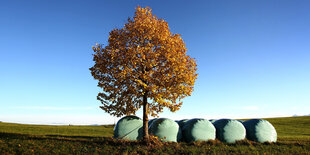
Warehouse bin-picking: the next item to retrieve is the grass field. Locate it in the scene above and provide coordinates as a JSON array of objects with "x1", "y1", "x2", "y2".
[{"x1": 0, "y1": 116, "x2": 309, "y2": 154}]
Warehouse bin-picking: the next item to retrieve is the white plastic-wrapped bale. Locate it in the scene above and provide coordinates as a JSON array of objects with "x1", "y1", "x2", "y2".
[
  {"x1": 149, "y1": 118, "x2": 182, "y2": 142},
  {"x1": 213, "y1": 119, "x2": 246, "y2": 143},
  {"x1": 243, "y1": 119, "x2": 277, "y2": 143},
  {"x1": 177, "y1": 119, "x2": 188, "y2": 129},
  {"x1": 114, "y1": 115, "x2": 143, "y2": 140},
  {"x1": 182, "y1": 118, "x2": 216, "y2": 142}
]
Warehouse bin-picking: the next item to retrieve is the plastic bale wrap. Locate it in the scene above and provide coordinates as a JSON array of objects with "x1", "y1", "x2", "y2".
[
  {"x1": 243, "y1": 119, "x2": 277, "y2": 143},
  {"x1": 209, "y1": 119, "x2": 217, "y2": 124},
  {"x1": 149, "y1": 118, "x2": 182, "y2": 142},
  {"x1": 237, "y1": 120, "x2": 244, "y2": 123},
  {"x1": 114, "y1": 115, "x2": 143, "y2": 140},
  {"x1": 148, "y1": 118, "x2": 157, "y2": 127},
  {"x1": 177, "y1": 119, "x2": 189, "y2": 129},
  {"x1": 182, "y1": 118, "x2": 216, "y2": 142},
  {"x1": 213, "y1": 119, "x2": 246, "y2": 143}
]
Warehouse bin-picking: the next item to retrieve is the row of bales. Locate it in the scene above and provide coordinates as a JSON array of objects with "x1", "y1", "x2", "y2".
[{"x1": 114, "y1": 116, "x2": 277, "y2": 143}]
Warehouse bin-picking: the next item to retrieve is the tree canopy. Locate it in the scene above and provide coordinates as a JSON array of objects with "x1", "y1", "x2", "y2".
[{"x1": 90, "y1": 6, "x2": 197, "y2": 140}]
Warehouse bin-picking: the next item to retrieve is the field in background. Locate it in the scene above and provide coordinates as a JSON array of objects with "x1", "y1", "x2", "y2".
[
  {"x1": 242, "y1": 116, "x2": 310, "y2": 144},
  {"x1": 0, "y1": 122, "x2": 114, "y2": 137},
  {"x1": 0, "y1": 116, "x2": 309, "y2": 154}
]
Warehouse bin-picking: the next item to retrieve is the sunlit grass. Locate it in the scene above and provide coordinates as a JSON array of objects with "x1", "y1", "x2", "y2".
[
  {"x1": 0, "y1": 122, "x2": 114, "y2": 137},
  {"x1": 0, "y1": 116, "x2": 309, "y2": 154}
]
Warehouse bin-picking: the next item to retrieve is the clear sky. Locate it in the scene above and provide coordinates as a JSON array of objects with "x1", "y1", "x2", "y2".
[{"x1": 0, "y1": 0, "x2": 309, "y2": 125}]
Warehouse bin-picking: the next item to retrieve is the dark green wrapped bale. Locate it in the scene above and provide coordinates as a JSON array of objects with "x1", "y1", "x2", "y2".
[
  {"x1": 182, "y1": 118, "x2": 216, "y2": 142},
  {"x1": 177, "y1": 119, "x2": 189, "y2": 129},
  {"x1": 148, "y1": 118, "x2": 157, "y2": 127},
  {"x1": 237, "y1": 120, "x2": 244, "y2": 123},
  {"x1": 209, "y1": 119, "x2": 217, "y2": 124},
  {"x1": 213, "y1": 119, "x2": 246, "y2": 143},
  {"x1": 175, "y1": 119, "x2": 188, "y2": 142},
  {"x1": 149, "y1": 118, "x2": 182, "y2": 142},
  {"x1": 114, "y1": 115, "x2": 143, "y2": 140},
  {"x1": 243, "y1": 119, "x2": 277, "y2": 143}
]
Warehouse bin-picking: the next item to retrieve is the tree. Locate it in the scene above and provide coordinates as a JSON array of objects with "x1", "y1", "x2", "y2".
[{"x1": 90, "y1": 6, "x2": 197, "y2": 141}]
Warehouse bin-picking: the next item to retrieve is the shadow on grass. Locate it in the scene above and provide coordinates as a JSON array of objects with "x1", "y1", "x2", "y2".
[
  {"x1": 0, "y1": 132, "x2": 146, "y2": 147},
  {"x1": 45, "y1": 134, "x2": 101, "y2": 139},
  {"x1": 0, "y1": 132, "x2": 30, "y2": 139},
  {"x1": 0, "y1": 132, "x2": 107, "y2": 143},
  {"x1": 0, "y1": 132, "x2": 307, "y2": 148}
]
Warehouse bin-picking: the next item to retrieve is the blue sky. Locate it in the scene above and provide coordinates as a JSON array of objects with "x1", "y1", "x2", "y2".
[{"x1": 0, "y1": 0, "x2": 309, "y2": 125}]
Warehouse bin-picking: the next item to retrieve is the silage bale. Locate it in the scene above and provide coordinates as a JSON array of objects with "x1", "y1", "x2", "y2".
[
  {"x1": 243, "y1": 119, "x2": 277, "y2": 143},
  {"x1": 237, "y1": 120, "x2": 244, "y2": 123},
  {"x1": 182, "y1": 118, "x2": 216, "y2": 142},
  {"x1": 213, "y1": 119, "x2": 246, "y2": 143},
  {"x1": 114, "y1": 115, "x2": 143, "y2": 140},
  {"x1": 148, "y1": 118, "x2": 157, "y2": 127},
  {"x1": 177, "y1": 119, "x2": 189, "y2": 129},
  {"x1": 209, "y1": 119, "x2": 217, "y2": 124},
  {"x1": 149, "y1": 118, "x2": 182, "y2": 142}
]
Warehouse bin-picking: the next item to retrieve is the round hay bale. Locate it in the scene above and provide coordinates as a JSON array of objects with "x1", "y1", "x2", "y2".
[
  {"x1": 182, "y1": 118, "x2": 216, "y2": 142},
  {"x1": 237, "y1": 120, "x2": 244, "y2": 123},
  {"x1": 213, "y1": 119, "x2": 246, "y2": 143},
  {"x1": 148, "y1": 118, "x2": 157, "y2": 127},
  {"x1": 243, "y1": 119, "x2": 277, "y2": 143},
  {"x1": 177, "y1": 119, "x2": 189, "y2": 129},
  {"x1": 114, "y1": 115, "x2": 143, "y2": 140},
  {"x1": 209, "y1": 119, "x2": 217, "y2": 124},
  {"x1": 149, "y1": 118, "x2": 181, "y2": 142}
]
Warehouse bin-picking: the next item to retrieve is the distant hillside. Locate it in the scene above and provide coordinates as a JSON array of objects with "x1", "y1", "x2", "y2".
[
  {"x1": 0, "y1": 122, "x2": 114, "y2": 137},
  {"x1": 0, "y1": 116, "x2": 309, "y2": 140}
]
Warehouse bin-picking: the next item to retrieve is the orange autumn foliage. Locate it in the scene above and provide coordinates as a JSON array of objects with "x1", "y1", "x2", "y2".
[{"x1": 90, "y1": 6, "x2": 197, "y2": 117}]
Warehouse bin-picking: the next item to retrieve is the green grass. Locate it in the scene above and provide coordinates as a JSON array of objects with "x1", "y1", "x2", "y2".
[
  {"x1": 265, "y1": 116, "x2": 310, "y2": 137},
  {"x1": 243, "y1": 116, "x2": 310, "y2": 144},
  {"x1": 0, "y1": 116, "x2": 309, "y2": 154},
  {"x1": 0, "y1": 122, "x2": 114, "y2": 137}
]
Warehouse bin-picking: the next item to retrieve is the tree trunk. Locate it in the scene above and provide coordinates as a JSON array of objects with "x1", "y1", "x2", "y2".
[{"x1": 142, "y1": 91, "x2": 149, "y2": 142}]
